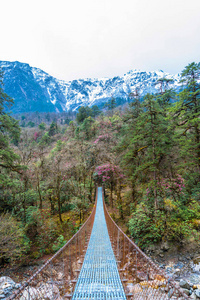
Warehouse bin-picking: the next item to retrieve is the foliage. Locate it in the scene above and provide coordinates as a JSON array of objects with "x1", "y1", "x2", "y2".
[
  {"x1": 0, "y1": 69, "x2": 21, "y2": 171},
  {"x1": 171, "y1": 62, "x2": 200, "y2": 182},
  {"x1": 129, "y1": 200, "x2": 200, "y2": 248},
  {"x1": 104, "y1": 97, "x2": 116, "y2": 110},
  {"x1": 52, "y1": 235, "x2": 66, "y2": 252},
  {"x1": 27, "y1": 121, "x2": 35, "y2": 127},
  {"x1": 0, "y1": 213, "x2": 29, "y2": 263},
  {"x1": 49, "y1": 121, "x2": 58, "y2": 136},
  {"x1": 79, "y1": 116, "x2": 95, "y2": 140},
  {"x1": 39, "y1": 132, "x2": 50, "y2": 145},
  {"x1": 76, "y1": 105, "x2": 101, "y2": 124},
  {"x1": 25, "y1": 206, "x2": 58, "y2": 255},
  {"x1": 128, "y1": 203, "x2": 163, "y2": 247},
  {"x1": 1, "y1": 61, "x2": 200, "y2": 265},
  {"x1": 38, "y1": 122, "x2": 46, "y2": 130}
]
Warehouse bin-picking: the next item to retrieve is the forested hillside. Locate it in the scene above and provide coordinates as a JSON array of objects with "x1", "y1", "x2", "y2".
[{"x1": 0, "y1": 62, "x2": 200, "y2": 267}]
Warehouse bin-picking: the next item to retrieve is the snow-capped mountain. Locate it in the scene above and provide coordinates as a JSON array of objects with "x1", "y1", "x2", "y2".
[{"x1": 0, "y1": 61, "x2": 181, "y2": 114}]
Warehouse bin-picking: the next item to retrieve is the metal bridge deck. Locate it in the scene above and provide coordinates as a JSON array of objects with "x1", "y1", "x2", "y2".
[{"x1": 72, "y1": 187, "x2": 126, "y2": 300}]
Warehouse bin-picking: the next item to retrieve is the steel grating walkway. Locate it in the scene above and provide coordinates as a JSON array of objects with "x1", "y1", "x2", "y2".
[{"x1": 72, "y1": 187, "x2": 126, "y2": 300}]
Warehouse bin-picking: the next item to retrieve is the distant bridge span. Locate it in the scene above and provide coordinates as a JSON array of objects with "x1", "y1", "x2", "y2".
[{"x1": 8, "y1": 187, "x2": 189, "y2": 299}]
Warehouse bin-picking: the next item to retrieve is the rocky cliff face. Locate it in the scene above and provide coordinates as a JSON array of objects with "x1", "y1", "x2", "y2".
[{"x1": 0, "y1": 61, "x2": 181, "y2": 114}]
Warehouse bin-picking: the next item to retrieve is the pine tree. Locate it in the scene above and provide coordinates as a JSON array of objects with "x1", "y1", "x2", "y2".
[
  {"x1": 172, "y1": 62, "x2": 200, "y2": 181},
  {"x1": 76, "y1": 106, "x2": 92, "y2": 124},
  {"x1": 0, "y1": 69, "x2": 21, "y2": 172},
  {"x1": 155, "y1": 77, "x2": 174, "y2": 94},
  {"x1": 108, "y1": 97, "x2": 116, "y2": 110},
  {"x1": 48, "y1": 121, "x2": 58, "y2": 136},
  {"x1": 104, "y1": 97, "x2": 116, "y2": 111},
  {"x1": 120, "y1": 93, "x2": 174, "y2": 210},
  {"x1": 91, "y1": 105, "x2": 101, "y2": 117},
  {"x1": 119, "y1": 95, "x2": 142, "y2": 203}
]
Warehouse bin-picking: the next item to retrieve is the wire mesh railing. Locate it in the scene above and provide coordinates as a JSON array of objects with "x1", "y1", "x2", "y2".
[
  {"x1": 72, "y1": 186, "x2": 127, "y2": 299},
  {"x1": 103, "y1": 188, "x2": 191, "y2": 300},
  {"x1": 7, "y1": 186, "x2": 192, "y2": 299},
  {"x1": 7, "y1": 192, "x2": 97, "y2": 300}
]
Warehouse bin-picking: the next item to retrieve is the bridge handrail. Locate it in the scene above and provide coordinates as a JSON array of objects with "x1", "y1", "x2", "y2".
[
  {"x1": 8, "y1": 189, "x2": 97, "y2": 300},
  {"x1": 102, "y1": 188, "x2": 191, "y2": 299}
]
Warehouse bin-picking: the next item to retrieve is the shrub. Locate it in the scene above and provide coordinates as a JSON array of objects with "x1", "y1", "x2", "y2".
[
  {"x1": 128, "y1": 203, "x2": 164, "y2": 248},
  {"x1": 129, "y1": 200, "x2": 200, "y2": 247},
  {"x1": 166, "y1": 221, "x2": 195, "y2": 242},
  {"x1": 25, "y1": 206, "x2": 58, "y2": 255},
  {"x1": 0, "y1": 213, "x2": 29, "y2": 263},
  {"x1": 52, "y1": 235, "x2": 66, "y2": 252}
]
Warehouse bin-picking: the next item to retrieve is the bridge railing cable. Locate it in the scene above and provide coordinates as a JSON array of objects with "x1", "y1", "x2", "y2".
[
  {"x1": 102, "y1": 188, "x2": 191, "y2": 299},
  {"x1": 7, "y1": 190, "x2": 97, "y2": 300}
]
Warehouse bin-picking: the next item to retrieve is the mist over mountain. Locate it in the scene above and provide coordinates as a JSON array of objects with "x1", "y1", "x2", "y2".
[{"x1": 0, "y1": 61, "x2": 181, "y2": 114}]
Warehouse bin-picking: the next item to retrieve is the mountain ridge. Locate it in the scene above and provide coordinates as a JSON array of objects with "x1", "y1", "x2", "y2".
[{"x1": 0, "y1": 60, "x2": 181, "y2": 114}]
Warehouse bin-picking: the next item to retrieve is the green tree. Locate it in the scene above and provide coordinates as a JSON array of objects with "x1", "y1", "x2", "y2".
[
  {"x1": 171, "y1": 62, "x2": 200, "y2": 181},
  {"x1": 118, "y1": 96, "x2": 142, "y2": 203},
  {"x1": 80, "y1": 116, "x2": 95, "y2": 140},
  {"x1": 104, "y1": 97, "x2": 116, "y2": 111},
  {"x1": 120, "y1": 94, "x2": 174, "y2": 210},
  {"x1": 27, "y1": 121, "x2": 35, "y2": 127},
  {"x1": 0, "y1": 213, "x2": 29, "y2": 263},
  {"x1": 38, "y1": 122, "x2": 46, "y2": 130},
  {"x1": 91, "y1": 105, "x2": 101, "y2": 117},
  {"x1": 155, "y1": 77, "x2": 174, "y2": 94},
  {"x1": 76, "y1": 106, "x2": 92, "y2": 124},
  {"x1": 64, "y1": 116, "x2": 71, "y2": 124},
  {"x1": 39, "y1": 132, "x2": 50, "y2": 145},
  {"x1": 48, "y1": 121, "x2": 58, "y2": 136},
  {"x1": 0, "y1": 69, "x2": 21, "y2": 172}
]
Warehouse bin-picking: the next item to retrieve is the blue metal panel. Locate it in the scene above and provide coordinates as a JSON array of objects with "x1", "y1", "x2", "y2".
[{"x1": 72, "y1": 187, "x2": 126, "y2": 299}]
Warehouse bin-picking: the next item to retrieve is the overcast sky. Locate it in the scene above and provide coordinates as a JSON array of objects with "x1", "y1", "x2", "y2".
[{"x1": 1, "y1": 0, "x2": 200, "y2": 81}]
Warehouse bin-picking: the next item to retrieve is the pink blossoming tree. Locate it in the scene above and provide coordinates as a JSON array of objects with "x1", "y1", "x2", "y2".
[{"x1": 93, "y1": 163, "x2": 124, "y2": 208}]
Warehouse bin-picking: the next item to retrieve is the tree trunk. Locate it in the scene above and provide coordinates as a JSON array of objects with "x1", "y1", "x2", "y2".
[
  {"x1": 131, "y1": 181, "x2": 137, "y2": 205},
  {"x1": 23, "y1": 176, "x2": 28, "y2": 223},
  {"x1": 23, "y1": 194, "x2": 26, "y2": 224},
  {"x1": 194, "y1": 96, "x2": 200, "y2": 177},
  {"x1": 117, "y1": 183, "x2": 124, "y2": 219},
  {"x1": 57, "y1": 194, "x2": 63, "y2": 223},
  {"x1": 110, "y1": 182, "x2": 113, "y2": 208},
  {"x1": 89, "y1": 173, "x2": 93, "y2": 203},
  {"x1": 50, "y1": 196, "x2": 55, "y2": 214},
  {"x1": 150, "y1": 111, "x2": 158, "y2": 210},
  {"x1": 37, "y1": 179, "x2": 42, "y2": 209},
  {"x1": 195, "y1": 124, "x2": 200, "y2": 176}
]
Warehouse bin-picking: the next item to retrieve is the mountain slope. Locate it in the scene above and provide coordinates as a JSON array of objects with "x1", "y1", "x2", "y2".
[{"x1": 0, "y1": 61, "x2": 181, "y2": 114}]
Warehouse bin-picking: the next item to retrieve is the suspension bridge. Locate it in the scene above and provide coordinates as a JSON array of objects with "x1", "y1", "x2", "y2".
[{"x1": 8, "y1": 187, "x2": 190, "y2": 299}]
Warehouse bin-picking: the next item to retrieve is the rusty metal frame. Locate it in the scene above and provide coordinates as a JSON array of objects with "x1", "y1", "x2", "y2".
[
  {"x1": 72, "y1": 186, "x2": 126, "y2": 299},
  {"x1": 6, "y1": 185, "x2": 192, "y2": 300},
  {"x1": 102, "y1": 187, "x2": 191, "y2": 299},
  {"x1": 7, "y1": 188, "x2": 97, "y2": 300}
]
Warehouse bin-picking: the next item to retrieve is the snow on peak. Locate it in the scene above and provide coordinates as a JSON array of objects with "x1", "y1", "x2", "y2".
[{"x1": 0, "y1": 60, "x2": 181, "y2": 113}]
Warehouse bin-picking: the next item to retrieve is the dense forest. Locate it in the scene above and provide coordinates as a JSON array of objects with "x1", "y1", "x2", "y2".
[{"x1": 0, "y1": 62, "x2": 200, "y2": 267}]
